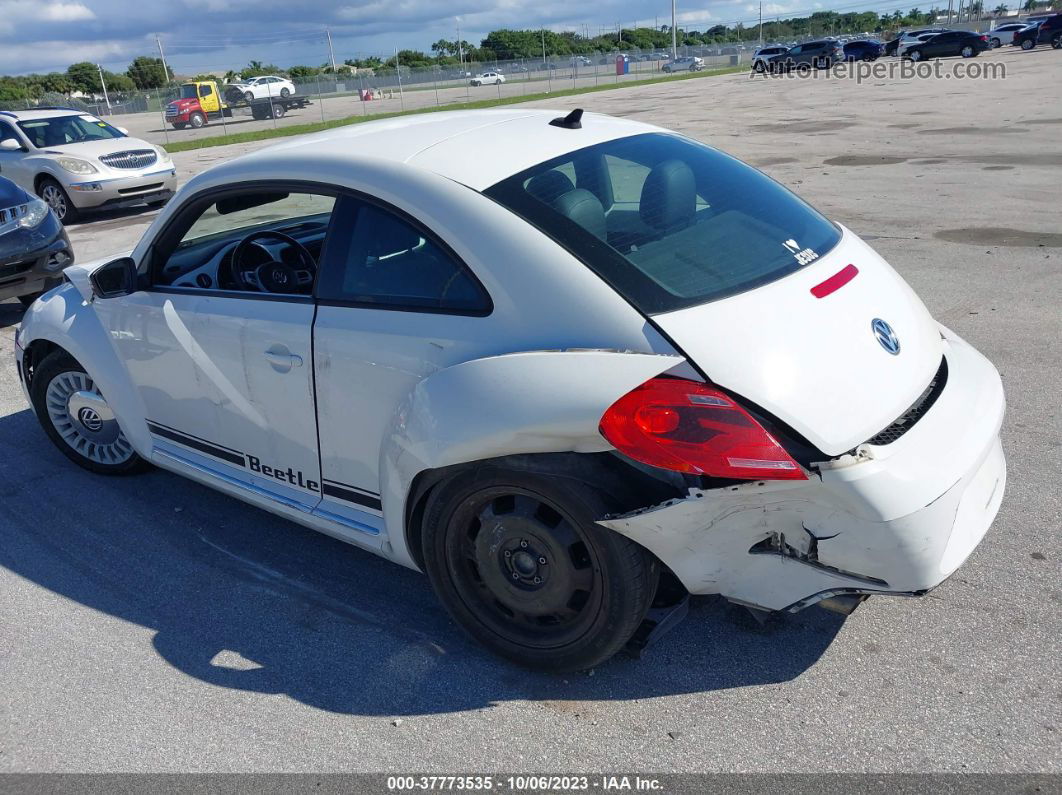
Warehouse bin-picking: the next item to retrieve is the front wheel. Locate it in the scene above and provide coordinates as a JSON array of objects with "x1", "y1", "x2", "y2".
[
  {"x1": 37, "y1": 177, "x2": 77, "y2": 224},
  {"x1": 421, "y1": 468, "x2": 658, "y2": 672},
  {"x1": 753, "y1": 60, "x2": 766, "y2": 73},
  {"x1": 1052, "y1": 33, "x2": 1062, "y2": 49},
  {"x1": 189, "y1": 112, "x2": 206, "y2": 128},
  {"x1": 1021, "y1": 38, "x2": 1035, "y2": 50},
  {"x1": 990, "y1": 37, "x2": 1001, "y2": 48},
  {"x1": 30, "y1": 351, "x2": 150, "y2": 475}
]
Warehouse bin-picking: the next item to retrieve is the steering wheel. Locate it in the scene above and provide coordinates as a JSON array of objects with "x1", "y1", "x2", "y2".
[{"x1": 230, "y1": 230, "x2": 316, "y2": 294}]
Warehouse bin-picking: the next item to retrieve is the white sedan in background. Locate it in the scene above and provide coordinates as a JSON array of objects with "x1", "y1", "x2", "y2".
[
  {"x1": 470, "y1": 71, "x2": 505, "y2": 86},
  {"x1": 228, "y1": 75, "x2": 296, "y2": 102},
  {"x1": 14, "y1": 109, "x2": 1006, "y2": 672},
  {"x1": 985, "y1": 22, "x2": 1032, "y2": 47}
]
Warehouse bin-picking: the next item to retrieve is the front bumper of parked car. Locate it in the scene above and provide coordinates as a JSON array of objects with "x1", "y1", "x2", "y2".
[
  {"x1": 0, "y1": 212, "x2": 71, "y2": 302},
  {"x1": 64, "y1": 166, "x2": 177, "y2": 211}
]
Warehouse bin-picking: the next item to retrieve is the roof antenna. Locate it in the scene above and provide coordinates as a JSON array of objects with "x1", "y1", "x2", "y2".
[{"x1": 549, "y1": 108, "x2": 583, "y2": 129}]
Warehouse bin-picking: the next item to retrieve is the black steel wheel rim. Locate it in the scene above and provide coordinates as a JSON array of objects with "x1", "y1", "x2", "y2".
[{"x1": 444, "y1": 488, "x2": 603, "y2": 650}]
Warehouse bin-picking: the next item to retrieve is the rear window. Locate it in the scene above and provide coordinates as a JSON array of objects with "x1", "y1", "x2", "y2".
[{"x1": 484, "y1": 132, "x2": 841, "y2": 314}]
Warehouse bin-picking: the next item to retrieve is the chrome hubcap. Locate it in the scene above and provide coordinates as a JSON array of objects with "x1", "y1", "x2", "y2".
[
  {"x1": 42, "y1": 185, "x2": 66, "y2": 218},
  {"x1": 46, "y1": 371, "x2": 134, "y2": 464}
]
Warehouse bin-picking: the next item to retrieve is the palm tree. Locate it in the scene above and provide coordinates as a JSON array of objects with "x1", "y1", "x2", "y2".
[
  {"x1": 993, "y1": 3, "x2": 1008, "y2": 14},
  {"x1": 1022, "y1": 0, "x2": 1036, "y2": 10}
]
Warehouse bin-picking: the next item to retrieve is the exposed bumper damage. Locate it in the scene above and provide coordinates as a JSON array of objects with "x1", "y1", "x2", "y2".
[{"x1": 599, "y1": 327, "x2": 1007, "y2": 614}]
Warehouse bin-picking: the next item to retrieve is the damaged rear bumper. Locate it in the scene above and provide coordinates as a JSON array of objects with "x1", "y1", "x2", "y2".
[{"x1": 599, "y1": 325, "x2": 1006, "y2": 613}]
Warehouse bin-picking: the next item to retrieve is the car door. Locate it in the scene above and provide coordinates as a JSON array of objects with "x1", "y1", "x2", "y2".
[
  {"x1": 0, "y1": 120, "x2": 34, "y2": 193},
  {"x1": 311, "y1": 194, "x2": 493, "y2": 532},
  {"x1": 101, "y1": 184, "x2": 335, "y2": 511},
  {"x1": 930, "y1": 32, "x2": 956, "y2": 56},
  {"x1": 197, "y1": 82, "x2": 218, "y2": 114}
]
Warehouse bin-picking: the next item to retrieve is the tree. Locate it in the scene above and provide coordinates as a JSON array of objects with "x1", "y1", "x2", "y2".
[
  {"x1": 287, "y1": 65, "x2": 320, "y2": 80},
  {"x1": 127, "y1": 56, "x2": 168, "y2": 89},
  {"x1": 993, "y1": 3, "x2": 1009, "y2": 14},
  {"x1": 239, "y1": 61, "x2": 283, "y2": 78},
  {"x1": 66, "y1": 62, "x2": 101, "y2": 94},
  {"x1": 104, "y1": 70, "x2": 135, "y2": 92},
  {"x1": 42, "y1": 72, "x2": 75, "y2": 95}
]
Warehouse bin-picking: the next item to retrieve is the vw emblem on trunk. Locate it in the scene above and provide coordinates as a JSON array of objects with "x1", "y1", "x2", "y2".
[{"x1": 871, "y1": 318, "x2": 900, "y2": 355}]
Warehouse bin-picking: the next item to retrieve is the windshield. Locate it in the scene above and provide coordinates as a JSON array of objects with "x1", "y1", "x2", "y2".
[
  {"x1": 485, "y1": 132, "x2": 842, "y2": 314},
  {"x1": 18, "y1": 115, "x2": 125, "y2": 148}
]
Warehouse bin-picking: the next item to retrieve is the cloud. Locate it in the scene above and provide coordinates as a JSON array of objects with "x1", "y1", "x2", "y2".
[{"x1": 0, "y1": 0, "x2": 883, "y2": 75}]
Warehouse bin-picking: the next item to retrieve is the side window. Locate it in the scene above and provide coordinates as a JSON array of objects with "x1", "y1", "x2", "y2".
[
  {"x1": 317, "y1": 198, "x2": 489, "y2": 314},
  {"x1": 200, "y1": 84, "x2": 213, "y2": 96},
  {"x1": 0, "y1": 120, "x2": 20, "y2": 145},
  {"x1": 154, "y1": 190, "x2": 335, "y2": 294},
  {"x1": 789, "y1": 45, "x2": 802, "y2": 55}
]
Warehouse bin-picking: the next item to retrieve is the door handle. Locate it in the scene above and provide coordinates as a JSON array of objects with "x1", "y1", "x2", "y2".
[{"x1": 263, "y1": 347, "x2": 303, "y2": 371}]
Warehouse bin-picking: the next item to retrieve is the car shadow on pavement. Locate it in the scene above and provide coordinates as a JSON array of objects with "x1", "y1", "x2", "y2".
[{"x1": 0, "y1": 407, "x2": 845, "y2": 716}]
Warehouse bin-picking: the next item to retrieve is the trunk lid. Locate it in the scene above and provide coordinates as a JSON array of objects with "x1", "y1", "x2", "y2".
[{"x1": 651, "y1": 227, "x2": 943, "y2": 456}]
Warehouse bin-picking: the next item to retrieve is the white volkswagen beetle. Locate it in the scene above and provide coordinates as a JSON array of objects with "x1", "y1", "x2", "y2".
[{"x1": 13, "y1": 109, "x2": 1006, "y2": 672}]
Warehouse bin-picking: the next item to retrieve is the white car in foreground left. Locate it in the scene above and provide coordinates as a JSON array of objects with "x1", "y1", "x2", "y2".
[{"x1": 14, "y1": 108, "x2": 1005, "y2": 672}]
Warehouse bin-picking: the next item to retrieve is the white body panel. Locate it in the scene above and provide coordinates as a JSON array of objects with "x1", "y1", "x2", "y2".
[
  {"x1": 102, "y1": 291, "x2": 322, "y2": 510},
  {"x1": 651, "y1": 226, "x2": 943, "y2": 456},
  {"x1": 14, "y1": 109, "x2": 1007, "y2": 618},
  {"x1": 601, "y1": 326, "x2": 1005, "y2": 609}
]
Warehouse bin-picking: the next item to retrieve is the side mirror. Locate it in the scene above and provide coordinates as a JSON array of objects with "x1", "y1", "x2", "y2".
[
  {"x1": 0, "y1": 138, "x2": 22, "y2": 151},
  {"x1": 90, "y1": 257, "x2": 139, "y2": 299},
  {"x1": 115, "y1": 126, "x2": 129, "y2": 135}
]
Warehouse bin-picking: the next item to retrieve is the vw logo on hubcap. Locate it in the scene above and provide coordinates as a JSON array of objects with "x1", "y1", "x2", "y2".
[
  {"x1": 871, "y1": 318, "x2": 901, "y2": 355},
  {"x1": 77, "y1": 406, "x2": 103, "y2": 432}
]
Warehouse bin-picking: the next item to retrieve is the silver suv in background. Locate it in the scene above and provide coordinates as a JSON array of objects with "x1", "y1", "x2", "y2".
[
  {"x1": 662, "y1": 56, "x2": 704, "y2": 72},
  {"x1": 0, "y1": 109, "x2": 177, "y2": 224}
]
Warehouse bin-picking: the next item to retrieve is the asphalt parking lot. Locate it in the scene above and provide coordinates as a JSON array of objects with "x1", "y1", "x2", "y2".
[{"x1": 1, "y1": 46, "x2": 1060, "y2": 773}]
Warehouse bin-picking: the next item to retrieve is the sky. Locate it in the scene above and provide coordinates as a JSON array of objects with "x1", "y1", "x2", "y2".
[{"x1": 0, "y1": 0, "x2": 976, "y2": 76}]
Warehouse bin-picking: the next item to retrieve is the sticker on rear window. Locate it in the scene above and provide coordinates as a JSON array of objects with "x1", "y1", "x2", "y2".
[{"x1": 783, "y1": 238, "x2": 819, "y2": 265}]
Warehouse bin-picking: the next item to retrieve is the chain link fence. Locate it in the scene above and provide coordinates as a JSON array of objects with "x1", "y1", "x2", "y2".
[{"x1": 0, "y1": 35, "x2": 894, "y2": 146}]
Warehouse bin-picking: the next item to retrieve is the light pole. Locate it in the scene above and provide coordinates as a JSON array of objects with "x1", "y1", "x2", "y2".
[
  {"x1": 671, "y1": 0, "x2": 678, "y2": 58},
  {"x1": 96, "y1": 63, "x2": 111, "y2": 112},
  {"x1": 456, "y1": 17, "x2": 464, "y2": 75}
]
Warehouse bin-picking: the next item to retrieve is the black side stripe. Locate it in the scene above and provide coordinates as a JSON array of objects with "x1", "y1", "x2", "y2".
[
  {"x1": 321, "y1": 478, "x2": 379, "y2": 497},
  {"x1": 321, "y1": 482, "x2": 382, "y2": 511},
  {"x1": 146, "y1": 419, "x2": 245, "y2": 455},
  {"x1": 147, "y1": 422, "x2": 247, "y2": 467}
]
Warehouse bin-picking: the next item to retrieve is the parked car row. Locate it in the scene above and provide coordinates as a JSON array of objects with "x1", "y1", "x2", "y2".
[{"x1": 879, "y1": 15, "x2": 1062, "y2": 58}]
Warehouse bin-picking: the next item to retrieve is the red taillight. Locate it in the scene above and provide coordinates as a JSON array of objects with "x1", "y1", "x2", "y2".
[
  {"x1": 599, "y1": 378, "x2": 807, "y2": 480},
  {"x1": 980, "y1": 35, "x2": 988, "y2": 41}
]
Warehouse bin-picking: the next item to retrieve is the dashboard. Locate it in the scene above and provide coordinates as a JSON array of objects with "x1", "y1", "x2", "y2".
[{"x1": 158, "y1": 218, "x2": 329, "y2": 294}]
